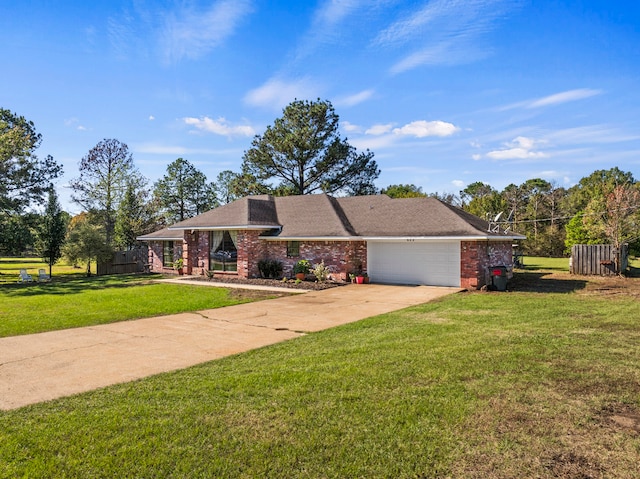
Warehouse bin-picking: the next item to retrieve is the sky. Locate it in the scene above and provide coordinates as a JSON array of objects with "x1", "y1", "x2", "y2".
[{"x1": 2, "y1": 0, "x2": 640, "y2": 213}]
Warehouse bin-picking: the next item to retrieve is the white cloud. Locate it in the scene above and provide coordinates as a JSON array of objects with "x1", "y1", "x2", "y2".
[
  {"x1": 366, "y1": 123, "x2": 394, "y2": 135},
  {"x1": 161, "y1": 0, "x2": 253, "y2": 64},
  {"x1": 149, "y1": 115, "x2": 155, "y2": 121},
  {"x1": 451, "y1": 179, "x2": 465, "y2": 188},
  {"x1": 545, "y1": 125, "x2": 640, "y2": 144},
  {"x1": 294, "y1": 0, "x2": 387, "y2": 60},
  {"x1": 334, "y1": 89, "x2": 375, "y2": 107},
  {"x1": 392, "y1": 120, "x2": 459, "y2": 138},
  {"x1": 485, "y1": 136, "x2": 547, "y2": 160},
  {"x1": 183, "y1": 116, "x2": 255, "y2": 137},
  {"x1": 349, "y1": 134, "x2": 398, "y2": 151},
  {"x1": 376, "y1": 0, "x2": 512, "y2": 73},
  {"x1": 135, "y1": 144, "x2": 190, "y2": 155},
  {"x1": 64, "y1": 117, "x2": 88, "y2": 131},
  {"x1": 499, "y1": 88, "x2": 603, "y2": 111},
  {"x1": 244, "y1": 77, "x2": 322, "y2": 110},
  {"x1": 527, "y1": 88, "x2": 602, "y2": 108},
  {"x1": 134, "y1": 143, "x2": 243, "y2": 156},
  {"x1": 342, "y1": 121, "x2": 362, "y2": 133}
]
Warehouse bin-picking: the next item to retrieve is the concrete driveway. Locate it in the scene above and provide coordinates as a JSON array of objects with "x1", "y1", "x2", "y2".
[{"x1": 0, "y1": 284, "x2": 460, "y2": 410}]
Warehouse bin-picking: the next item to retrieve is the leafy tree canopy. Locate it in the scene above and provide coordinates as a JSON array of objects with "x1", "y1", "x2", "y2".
[
  {"x1": 153, "y1": 158, "x2": 217, "y2": 223},
  {"x1": 115, "y1": 181, "x2": 159, "y2": 249},
  {"x1": 70, "y1": 139, "x2": 145, "y2": 246},
  {"x1": 241, "y1": 99, "x2": 379, "y2": 196},
  {"x1": 380, "y1": 184, "x2": 426, "y2": 198},
  {"x1": 37, "y1": 186, "x2": 67, "y2": 276},
  {"x1": 63, "y1": 212, "x2": 113, "y2": 276},
  {"x1": 567, "y1": 167, "x2": 635, "y2": 212},
  {"x1": 0, "y1": 108, "x2": 62, "y2": 213}
]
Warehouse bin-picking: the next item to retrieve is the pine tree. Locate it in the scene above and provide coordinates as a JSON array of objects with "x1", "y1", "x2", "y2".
[{"x1": 37, "y1": 186, "x2": 67, "y2": 277}]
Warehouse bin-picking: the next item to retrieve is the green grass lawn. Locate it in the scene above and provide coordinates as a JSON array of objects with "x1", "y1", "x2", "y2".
[
  {"x1": 0, "y1": 277, "x2": 265, "y2": 337},
  {"x1": 1, "y1": 277, "x2": 639, "y2": 477},
  {"x1": 0, "y1": 257, "x2": 281, "y2": 337},
  {"x1": 0, "y1": 257, "x2": 85, "y2": 284},
  {"x1": 521, "y1": 255, "x2": 570, "y2": 271},
  {"x1": 521, "y1": 255, "x2": 640, "y2": 275}
]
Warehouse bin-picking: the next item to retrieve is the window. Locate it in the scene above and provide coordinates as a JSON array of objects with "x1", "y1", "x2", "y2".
[
  {"x1": 162, "y1": 241, "x2": 174, "y2": 267},
  {"x1": 287, "y1": 241, "x2": 300, "y2": 258},
  {"x1": 210, "y1": 230, "x2": 238, "y2": 272}
]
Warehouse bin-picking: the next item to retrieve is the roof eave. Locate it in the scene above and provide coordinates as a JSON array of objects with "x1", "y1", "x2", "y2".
[
  {"x1": 168, "y1": 225, "x2": 279, "y2": 231},
  {"x1": 361, "y1": 235, "x2": 527, "y2": 241},
  {"x1": 262, "y1": 235, "x2": 360, "y2": 241},
  {"x1": 262, "y1": 234, "x2": 526, "y2": 241},
  {"x1": 136, "y1": 236, "x2": 182, "y2": 241}
]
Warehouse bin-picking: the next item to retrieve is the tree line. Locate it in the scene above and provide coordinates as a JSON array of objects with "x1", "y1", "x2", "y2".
[
  {"x1": 2, "y1": 101, "x2": 639, "y2": 275},
  {"x1": 381, "y1": 169, "x2": 640, "y2": 257}
]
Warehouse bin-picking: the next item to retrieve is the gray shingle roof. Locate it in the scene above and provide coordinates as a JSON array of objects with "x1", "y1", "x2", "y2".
[
  {"x1": 168, "y1": 195, "x2": 280, "y2": 230},
  {"x1": 159, "y1": 193, "x2": 522, "y2": 240},
  {"x1": 136, "y1": 227, "x2": 183, "y2": 241}
]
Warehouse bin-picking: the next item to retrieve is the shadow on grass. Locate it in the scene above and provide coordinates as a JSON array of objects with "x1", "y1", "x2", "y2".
[
  {"x1": 626, "y1": 265, "x2": 640, "y2": 278},
  {"x1": 0, "y1": 273, "x2": 164, "y2": 298},
  {"x1": 510, "y1": 272, "x2": 588, "y2": 293}
]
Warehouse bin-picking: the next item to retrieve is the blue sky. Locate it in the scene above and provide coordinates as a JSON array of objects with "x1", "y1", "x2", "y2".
[{"x1": 2, "y1": 0, "x2": 640, "y2": 212}]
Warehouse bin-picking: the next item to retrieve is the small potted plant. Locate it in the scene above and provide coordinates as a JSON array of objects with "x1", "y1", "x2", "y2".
[
  {"x1": 293, "y1": 259, "x2": 311, "y2": 280},
  {"x1": 173, "y1": 257, "x2": 184, "y2": 275}
]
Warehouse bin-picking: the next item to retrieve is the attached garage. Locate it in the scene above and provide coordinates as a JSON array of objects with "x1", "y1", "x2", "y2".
[
  {"x1": 367, "y1": 240, "x2": 461, "y2": 287},
  {"x1": 142, "y1": 193, "x2": 525, "y2": 290}
]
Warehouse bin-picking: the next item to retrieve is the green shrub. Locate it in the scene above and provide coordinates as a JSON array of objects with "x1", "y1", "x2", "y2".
[
  {"x1": 312, "y1": 260, "x2": 331, "y2": 282},
  {"x1": 293, "y1": 259, "x2": 311, "y2": 274}
]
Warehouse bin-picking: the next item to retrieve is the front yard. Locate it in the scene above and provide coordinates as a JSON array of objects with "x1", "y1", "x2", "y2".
[
  {"x1": 1, "y1": 268, "x2": 639, "y2": 478},
  {"x1": 0, "y1": 257, "x2": 284, "y2": 337}
]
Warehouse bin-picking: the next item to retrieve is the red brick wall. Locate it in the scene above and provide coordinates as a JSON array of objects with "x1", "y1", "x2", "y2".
[
  {"x1": 460, "y1": 240, "x2": 513, "y2": 289},
  {"x1": 257, "y1": 240, "x2": 367, "y2": 280},
  {"x1": 147, "y1": 240, "x2": 185, "y2": 275},
  {"x1": 239, "y1": 230, "x2": 267, "y2": 279},
  {"x1": 183, "y1": 231, "x2": 210, "y2": 276},
  {"x1": 150, "y1": 232, "x2": 511, "y2": 288}
]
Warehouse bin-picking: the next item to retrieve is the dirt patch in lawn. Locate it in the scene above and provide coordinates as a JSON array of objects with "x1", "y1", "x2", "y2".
[{"x1": 509, "y1": 271, "x2": 640, "y2": 298}]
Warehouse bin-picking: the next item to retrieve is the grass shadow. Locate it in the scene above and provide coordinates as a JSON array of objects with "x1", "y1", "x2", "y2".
[
  {"x1": 510, "y1": 271, "x2": 588, "y2": 293},
  {"x1": 626, "y1": 265, "x2": 640, "y2": 278},
  {"x1": 0, "y1": 273, "x2": 164, "y2": 298}
]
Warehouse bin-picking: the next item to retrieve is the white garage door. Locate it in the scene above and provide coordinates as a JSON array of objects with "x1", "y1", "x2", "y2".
[{"x1": 367, "y1": 240, "x2": 460, "y2": 287}]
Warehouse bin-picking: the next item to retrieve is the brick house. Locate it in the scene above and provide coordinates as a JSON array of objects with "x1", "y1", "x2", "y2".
[{"x1": 138, "y1": 194, "x2": 524, "y2": 289}]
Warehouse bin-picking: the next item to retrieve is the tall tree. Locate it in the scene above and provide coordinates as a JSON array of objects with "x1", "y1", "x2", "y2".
[
  {"x1": 114, "y1": 181, "x2": 156, "y2": 250},
  {"x1": 521, "y1": 178, "x2": 552, "y2": 249},
  {"x1": 429, "y1": 192, "x2": 461, "y2": 206},
  {"x1": 63, "y1": 213, "x2": 112, "y2": 276},
  {"x1": 381, "y1": 184, "x2": 426, "y2": 198},
  {"x1": 70, "y1": 139, "x2": 143, "y2": 246},
  {"x1": 0, "y1": 213, "x2": 39, "y2": 255},
  {"x1": 242, "y1": 99, "x2": 379, "y2": 195},
  {"x1": 0, "y1": 108, "x2": 62, "y2": 213},
  {"x1": 566, "y1": 167, "x2": 635, "y2": 212},
  {"x1": 460, "y1": 182, "x2": 505, "y2": 218},
  {"x1": 37, "y1": 186, "x2": 67, "y2": 277},
  {"x1": 153, "y1": 158, "x2": 217, "y2": 223},
  {"x1": 582, "y1": 183, "x2": 640, "y2": 249}
]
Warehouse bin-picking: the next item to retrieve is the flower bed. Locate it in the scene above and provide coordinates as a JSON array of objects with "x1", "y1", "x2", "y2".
[{"x1": 190, "y1": 275, "x2": 346, "y2": 291}]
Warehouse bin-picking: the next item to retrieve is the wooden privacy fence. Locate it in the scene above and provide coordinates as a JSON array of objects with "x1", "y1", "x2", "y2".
[
  {"x1": 570, "y1": 244, "x2": 628, "y2": 276},
  {"x1": 97, "y1": 247, "x2": 149, "y2": 276}
]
